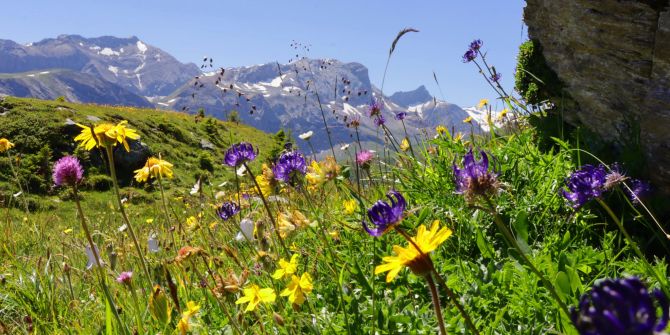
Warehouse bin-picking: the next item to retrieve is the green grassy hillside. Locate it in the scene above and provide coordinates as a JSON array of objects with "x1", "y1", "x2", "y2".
[{"x1": 0, "y1": 96, "x2": 278, "y2": 211}]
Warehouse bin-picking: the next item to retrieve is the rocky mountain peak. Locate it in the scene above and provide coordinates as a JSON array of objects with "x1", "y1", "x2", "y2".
[{"x1": 389, "y1": 85, "x2": 432, "y2": 107}]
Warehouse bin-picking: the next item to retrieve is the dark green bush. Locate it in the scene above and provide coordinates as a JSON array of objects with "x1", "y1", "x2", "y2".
[{"x1": 85, "y1": 174, "x2": 113, "y2": 191}]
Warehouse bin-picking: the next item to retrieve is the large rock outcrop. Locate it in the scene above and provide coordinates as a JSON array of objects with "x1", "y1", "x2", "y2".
[{"x1": 524, "y1": 0, "x2": 670, "y2": 193}]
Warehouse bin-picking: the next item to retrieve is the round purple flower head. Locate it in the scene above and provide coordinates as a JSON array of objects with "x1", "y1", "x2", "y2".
[
  {"x1": 363, "y1": 190, "x2": 406, "y2": 237},
  {"x1": 469, "y1": 39, "x2": 483, "y2": 51},
  {"x1": 395, "y1": 112, "x2": 407, "y2": 121},
  {"x1": 272, "y1": 151, "x2": 307, "y2": 185},
  {"x1": 217, "y1": 201, "x2": 240, "y2": 221},
  {"x1": 374, "y1": 114, "x2": 386, "y2": 127},
  {"x1": 368, "y1": 99, "x2": 382, "y2": 117},
  {"x1": 53, "y1": 156, "x2": 84, "y2": 187},
  {"x1": 224, "y1": 142, "x2": 257, "y2": 167},
  {"x1": 561, "y1": 164, "x2": 607, "y2": 209},
  {"x1": 628, "y1": 179, "x2": 652, "y2": 204},
  {"x1": 490, "y1": 73, "x2": 502, "y2": 83},
  {"x1": 571, "y1": 277, "x2": 669, "y2": 335},
  {"x1": 462, "y1": 49, "x2": 477, "y2": 63},
  {"x1": 453, "y1": 149, "x2": 499, "y2": 202},
  {"x1": 116, "y1": 271, "x2": 133, "y2": 285}
]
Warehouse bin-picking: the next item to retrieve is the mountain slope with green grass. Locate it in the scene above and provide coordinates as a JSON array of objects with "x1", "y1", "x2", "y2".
[{"x1": 0, "y1": 96, "x2": 279, "y2": 210}]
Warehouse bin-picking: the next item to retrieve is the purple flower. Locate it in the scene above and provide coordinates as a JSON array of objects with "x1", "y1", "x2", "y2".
[
  {"x1": 628, "y1": 179, "x2": 652, "y2": 204},
  {"x1": 469, "y1": 39, "x2": 483, "y2": 51},
  {"x1": 490, "y1": 73, "x2": 502, "y2": 83},
  {"x1": 374, "y1": 114, "x2": 386, "y2": 127},
  {"x1": 116, "y1": 271, "x2": 133, "y2": 285},
  {"x1": 462, "y1": 49, "x2": 477, "y2": 63},
  {"x1": 363, "y1": 190, "x2": 406, "y2": 237},
  {"x1": 272, "y1": 151, "x2": 307, "y2": 185},
  {"x1": 453, "y1": 149, "x2": 499, "y2": 202},
  {"x1": 571, "y1": 277, "x2": 669, "y2": 335},
  {"x1": 224, "y1": 142, "x2": 257, "y2": 167},
  {"x1": 368, "y1": 99, "x2": 382, "y2": 117},
  {"x1": 395, "y1": 112, "x2": 407, "y2": 121},
  {"x1": 217, "y1": 201, "x2": 240, "y2": 221},
  {"x1": 562, "y1": 164, "x2": 607, "y2": 208},
  {"x1": 53, "y1": 156, "x2": 84, "y2": 187}
]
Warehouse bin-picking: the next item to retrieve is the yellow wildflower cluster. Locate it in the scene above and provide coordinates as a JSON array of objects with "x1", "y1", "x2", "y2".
[
  {"x1": 0, "y1": 138, "x2": 15, "y2": 153},
  {"x1": 134, "y1": 156, "x2": 174, "y2": 182},
  {"x1": 277, "y1": 210, "x2": 315, "y2": 238},
  {"x1": 74, "y1": 120, "x2": 139, "y2": 152},
  {"x1": 176, "y1": 301, "x2": 200, "y2": 334},
  {"x1": 235, "y1": 284, "x2": 276, "y2": 312},
  {"x1": 306, "y1": 156, "x2": 340, "y2": 189}
]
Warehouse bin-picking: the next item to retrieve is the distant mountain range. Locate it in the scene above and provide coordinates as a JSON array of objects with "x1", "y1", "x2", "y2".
[{"x1": 0, "y1": 35, "x2": 487, "y2": 151}]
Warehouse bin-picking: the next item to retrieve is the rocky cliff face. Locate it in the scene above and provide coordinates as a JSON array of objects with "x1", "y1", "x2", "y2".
[{"x1": 524, "y1": 0, "x2": 670, "y2": 192}]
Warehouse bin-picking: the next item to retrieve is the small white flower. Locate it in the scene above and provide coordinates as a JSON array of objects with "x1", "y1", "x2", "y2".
[
  {"x1": 148, "y1": 234, "x2": 160, "y2": 253},
  {"x1": 236, "y1": 165, "x2": 247, "y2": 176},
  {"x1": 235, "y1": 218, "x2": 255, "y2": 242},
  {"x1": 85, "y1": 244, "x2": 103, "y2": 270},
  {"x1": 190, "y1": 178, "x2": 201, "y2": 195},
  {"x1": 12, "y1": 191, "x2": 22, "y2": 198},
  {"x1": 118, "y1": 224, "x2": 128, "y2": 232},
  {"x1": 340, "y1": 144, "x2": 350, "y2": 151},
  {"x1": 299, "y1": 130, "x2": 314, "y2": 140}
]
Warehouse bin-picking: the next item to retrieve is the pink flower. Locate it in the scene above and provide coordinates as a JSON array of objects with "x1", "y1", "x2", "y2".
[
  {"x1": 52, "y1": 156, "x2": 84, "y2": 186},
  {"x1": 116, "y1": 271, "x2": 133, "y2": 285},
  {"x1": 356, "y1": 150, "x2": 374, "y2": 167}
]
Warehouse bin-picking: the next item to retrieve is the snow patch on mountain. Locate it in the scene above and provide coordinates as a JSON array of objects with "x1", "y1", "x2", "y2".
[{"x1": 136, "y1": 40, "x2": 148, "y2": 53}]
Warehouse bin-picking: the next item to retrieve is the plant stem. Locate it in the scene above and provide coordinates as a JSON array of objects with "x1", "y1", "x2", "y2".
[
  {"x1": 596, "y1": 198, "x2": 670, "y2": 296},
  {"x1": 156, "y1": 175, "x2": 172, "y2": 232},
  {"x1": 426, "y1": 275, "x2": 448, "y2": 335},
  {"x1": 6, "y1": 151, "x2": 29, "y2": 215},
  {"x1": 242, "y1": 162, "x2": 289, "y2": 257},
  {"x1": 105, "y1": 147, "x2": 152, "y2": 288},
  {"x1": 72, "y1": 185, "x2": 128, "y2": 335},
  {"x1": 484, "y1": 198, "x2": 571, "y2": 318}
]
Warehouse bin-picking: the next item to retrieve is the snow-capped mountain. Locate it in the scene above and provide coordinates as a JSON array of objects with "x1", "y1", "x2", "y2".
[
  {"x1": 0, "y1": 35, "x2": 200, "y2": 98},
  {"x1": 0, "y1": 35, "x2": 490, "y2": 151},
  {"x1": 159, "y1": 58, "x2": 481, "y2": 151}
]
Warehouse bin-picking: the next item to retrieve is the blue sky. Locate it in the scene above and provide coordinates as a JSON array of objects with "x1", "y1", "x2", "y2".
[{"x1": 1, "y1": 0, "x2": 526, "y2": 107}]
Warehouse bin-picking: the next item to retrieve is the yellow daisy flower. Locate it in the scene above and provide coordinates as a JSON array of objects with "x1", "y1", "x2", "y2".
[
  {"x1": 477, "y1": 98, "x2": 489, "y2": 109},
  {"x1": 374, "y1": 220, "x2": 452, "y2": 283},
  {"x1": 272, "y1": 254, "x2": 299, "y2": 279},
  {"x1": 497, "y1": 108, "x2": 509, "y2": 121},
  {"x1": 0, "y1": 138, "x2": 15, "y2": 153},
  {"x1": 134, "y1": 156, "x2": 174, "y2": 182},
  {"x1": 435, "y1": 125, "x2": 448, "y2": 136},
  {"x1": 235, "y1": 284, "x2": 276, "y2": 312},
  {"x1": 74, "y1": 120, "x2": 139, "y2": 152},
  {"x1": 280, "y1": 273, "x2": 313, "y2": 305},
  {"x1": 176, "y1": 301, "x2": 200, "y2": 335},
  {"x1": 463, "y1": 116, "x2": 473, "y2": 124}
]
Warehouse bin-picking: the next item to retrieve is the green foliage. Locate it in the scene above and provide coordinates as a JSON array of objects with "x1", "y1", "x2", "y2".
[
  {"x1": 514, "y1": 40, "x2": 564, "y2": 105},
  {"x1": 227, "y1": 109, "x2": 240, "y2": 124},
  {"x1": 85, "y1": 174, "x2": 113, "y2": 191}
]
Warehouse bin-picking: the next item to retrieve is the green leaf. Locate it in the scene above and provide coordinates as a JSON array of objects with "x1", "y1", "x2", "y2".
[
  {"x1": 555, "y1": 271, "x2": 570, "y2": 297},
  {"x1": 513, "y1": 212, "x2": 529, "y2": 244}
]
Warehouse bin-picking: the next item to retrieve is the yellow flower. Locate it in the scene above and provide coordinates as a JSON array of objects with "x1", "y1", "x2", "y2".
[
  {"x1": 435, "y1": 125, "x2": 448, "y2": 136},
  {"x1": 374, "y1": 220, "x2": 452, "y2": 283},
  {"x1": 134, "y1": 156, "x2": 174, "y2": 182},
  {"x1": 176, "y1": 301, "x2": 200, "y2": 335},
  {"x1": 74, "y1": 120, "x2": 140, "y2": 152},
  {"x1": 497, "y1": 108, "x2": 509, "y2": 121},
  {"x1": 146, "y1": 218, "x2": 154, "y2": 224},
  {"x1": 272, "y1": 254, "x2": 299, "y2": 279},
  {"x1": 255, "y1": 174, "x2": 273, "y2": 197},
  {"x1": 277, "y1": 210, "x2": 314, "y2": 238},
  {"x1": 235, "y1": 284, "x2": 276, "y2": 312},
  {"x1": 280, "y1": 273, "x2": 313, "y2": 305},
  {"x1": 343, "y1": 199, "x2": 357, "y2": 215},
  {"x1": 0, "y1": 138, "x2": 15, "y2": 153},
  {"x1": 400, "y1": 138, "x2": 410, "y2": 152},
  {"x1": 453, "y1": 133, "x2": 464, "y2": 142},
  {"x1": 463, "y1": 116, "x2": 473, "y2": 124},
  {"x1": 306, "y1": 160, "x2": 325, "y2": 188},
  {"x1": 185, "y1": 216, "x2": 198, "y2": 230},
  {"x1": 477, "y1": 98, "x2": 489, "y2": 109}
]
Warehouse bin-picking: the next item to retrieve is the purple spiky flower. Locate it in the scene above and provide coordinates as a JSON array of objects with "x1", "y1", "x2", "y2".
[
  {"x1": 490, "y1": 73, "x2": 502, "y2": 83},
  {"x1": 272, "y1": 151, "x2": 307, "y2": 185},
  {"x1": 363, "y1": 190, "x2": 406, "y2": 237},
  {"x1": 224, "y1": 142, "x2": 257, "y2": 167},
  {"x1": 628, "y1": 179, "x2": 652, "y2": 204},
  {"x1": 53, "y1": 156, "x2": 84, "y2": 187},
  {"x1": 217, "y1": 201, "x2": 240, "y2": 221},
  {"x1": 374, "y1": 114, "x2": 386, "y2": 127},
  {"x1": 453, "y1": 149, "x2": 499, "y2": 202},
  {"x1": 395, "y1": 112, "x2": 407, "y2": 121},
  {"x1": 469, "y1": 39, "x2": 483, "y2": 51},
  {"x1": 356, "y1": 150, "x2": 374, "y2": 168},
  {"x1": 462, "y1": 49, "x2": 477, "y2": 63},
  {"x1": 571, "y1": 277, "x2": 669, "y2": 335},
  {"x1": 368, "y1": 99, "x2": 382, "y2": 117},
  {"x1": 562, "y1": 164, "x2": 607, "y2": 208}
]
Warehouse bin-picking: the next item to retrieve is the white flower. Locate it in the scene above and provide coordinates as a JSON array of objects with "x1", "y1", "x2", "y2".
[
  {"x1": 190, "y1": 178, "x2": 201, "y2": 195},
  {"x1": 236, "y1": 165, "x2": 247, "y2": 176},
  {"x1": 340, "y1": 144, "x2": 350, "y2": 151},
  {"x1": 235, "y1": 218, "x2": 255, "y2": 242},
  {"x1": 298, "y1": 131, "x2": 313, "y2": 140},
  {"x1": 148, "y1": 234, "x2": 160, "y2": 253},
  {"x1": 85, "y1": 244, "x2": 103, "y2": 270}
]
